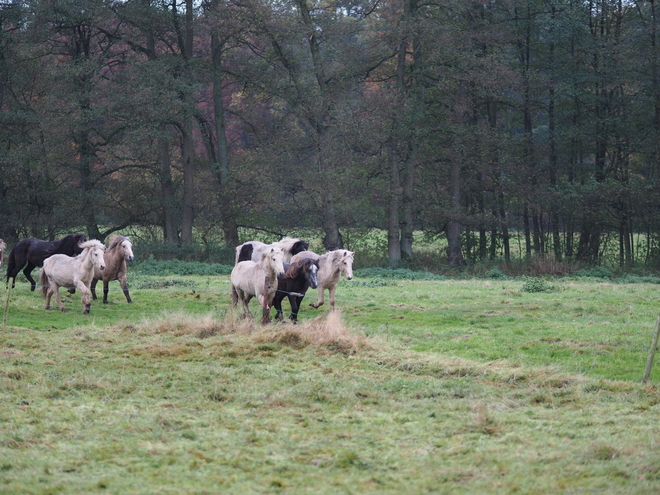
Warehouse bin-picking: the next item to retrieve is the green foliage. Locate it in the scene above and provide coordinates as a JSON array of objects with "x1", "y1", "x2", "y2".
[
  {"x1": 575, "y1": 266, "x2": 615, "y2": 279},
  {"x1": 520, "y1": 278, "x2": 557, "y2": 293},
  {"x1": 486, "y1": 267, "x2": 508, "y2": 279},
  {"x1": 354, "y1": 267, "x2": 445, "y2": 281},
  {"x1": 133, "y1": 256, "x2": 233, "y2": 276},
  {"x1": 618, "y1": 274, "x2": 660, "y2": 284},
  {"x1": 133, "y1": 243, "x2": 235, "y2": 264}
]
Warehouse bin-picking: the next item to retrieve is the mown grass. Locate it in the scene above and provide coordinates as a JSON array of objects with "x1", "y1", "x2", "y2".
[{"x1": 1, "y1": 271, "x2": 660, "y2": 493}]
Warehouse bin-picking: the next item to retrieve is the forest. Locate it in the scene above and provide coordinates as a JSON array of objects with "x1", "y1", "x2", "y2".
[{"x1": 1, "y1": 0, "x2": 659, "y2": 268}]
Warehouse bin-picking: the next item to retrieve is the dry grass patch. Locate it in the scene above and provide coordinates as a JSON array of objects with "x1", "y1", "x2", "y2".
[
  {"x1": 117, "y1": 309, "x2": 367, "y2": 356},
  {"x1": 254, "y1": 311, "x2": 368, "y2": 354}
]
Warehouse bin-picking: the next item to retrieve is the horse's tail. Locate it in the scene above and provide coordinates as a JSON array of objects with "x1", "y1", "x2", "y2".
[
  {"x1": 230, "y1": 284, "x2": 239, "y2": 307},
  {"x1": 5, "y1": 242, "x2": 23, "y2": 283},
  {"x1": 39, "y1": 268, "x2": 49, "y2": 296}
]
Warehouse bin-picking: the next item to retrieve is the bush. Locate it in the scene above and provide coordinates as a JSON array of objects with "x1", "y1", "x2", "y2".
[
  {"x1": 575, "y1": 266, "x2": 614, "y2": 279},
  {"x1": 353, "y1": 267, "x2": 445, "y2": 281},
  {"x1": 133, "y1": 256, "x2": 233, "y2": 276},
  {"x1": 486, "y1": 268, "x2": 508, "y2": 279},
  {"x1": 520, "y1": 278, "x2": 556, "y2": 293}
]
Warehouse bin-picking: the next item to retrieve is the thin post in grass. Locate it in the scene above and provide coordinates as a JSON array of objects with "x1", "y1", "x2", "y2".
[
  {"x1": 642, "y1": 315, "x2": 660, "y2": 384},
  {"x1": 4, "y1": 277, "x2": 13, "y2": 327}
]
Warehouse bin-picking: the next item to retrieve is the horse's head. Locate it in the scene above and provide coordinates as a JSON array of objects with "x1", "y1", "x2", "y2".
[
  {"x1": 72, "y1": 234, "x2": 88, "y2": 255},
  {"x1": 120, "y1": 237, "x2": 134, "y2": 262},
  {"x1": 263, "y1": 246, "x2": 285, "y2": 277},
  {"x1": 340, "y1": 250, "x2": 354, "y2": 280},
  {"x1": 81, "y1": 239, "x2": 106, "y2": 271},
  {"x1": 305, "y1": 258, "x2": 319, "y2": 289}
]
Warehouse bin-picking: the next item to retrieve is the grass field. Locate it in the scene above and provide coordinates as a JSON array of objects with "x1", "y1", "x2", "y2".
[{"x1": 1, "y1": 269, "x2": 660, "y2": 494}]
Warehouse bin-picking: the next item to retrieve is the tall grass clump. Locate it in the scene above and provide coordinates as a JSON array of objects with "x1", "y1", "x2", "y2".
[{"x1": 255, "y1": 311, "x2": 367, "y2": 355}]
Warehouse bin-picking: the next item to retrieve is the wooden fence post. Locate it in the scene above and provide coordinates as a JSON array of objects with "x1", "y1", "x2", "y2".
[
  {"x1": 642, "y1": 315, "x2": 660, "y2": 384},
  {"x1": 3, "y1": 277, "x2": 13, "y2": 327}
]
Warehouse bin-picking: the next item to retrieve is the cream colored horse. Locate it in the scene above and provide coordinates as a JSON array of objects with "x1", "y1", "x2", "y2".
[
  {"x1": 291, "y1": 249, "x2": 354, "y2": 310},
  {"x1": 40, "y1": 239, "x2": 106, "y2": 314},
  {"x1": 231, "y1": 246, "x2": 285, "y2": 324}
]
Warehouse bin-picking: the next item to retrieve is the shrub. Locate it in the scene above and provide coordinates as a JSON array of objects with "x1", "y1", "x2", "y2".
[
  {"x1": 575, "y1": 266, "x2": 614, "y2": 279},
  {"x1": 486, "y1": 267, "x2": 508, "y2": 279},
  {"x1": 520, "y1": 278, "x2": 556, "y2": 293},
  {"x1": 133, "y1": 256, "x2": 233, "y2": 276},
  {"x1": 353, "y1": 267, "x2": 445, "y2": 281}
]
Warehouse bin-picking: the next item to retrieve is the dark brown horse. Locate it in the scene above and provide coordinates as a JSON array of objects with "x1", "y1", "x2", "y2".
[
  {"x1": 6, "y1": 233, "x2": 87, "y2": 290},
  {"x1": 272, "y1": 257, "x2": 319, "y2": 323},
  {"x1": 91, "y1": 235, "x2": 134, "y2": 304}
]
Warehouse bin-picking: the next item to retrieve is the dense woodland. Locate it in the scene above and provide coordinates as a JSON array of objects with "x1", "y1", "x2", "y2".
[{"x1": 1, "y1": 0, "x2": 660, "y2": 267}]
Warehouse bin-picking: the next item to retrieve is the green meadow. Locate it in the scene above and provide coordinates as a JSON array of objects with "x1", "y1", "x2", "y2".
[{"x1": 1, "y1": 266, "x2": 660, "y2": 494}]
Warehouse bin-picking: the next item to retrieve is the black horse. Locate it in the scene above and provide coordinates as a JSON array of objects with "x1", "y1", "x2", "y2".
[
  {"x1": 6, "y1": 233, "x2": 87, "y2": 290},
  {"x1": 272, "y1": 257, "x2": 319, "y2": 323}
]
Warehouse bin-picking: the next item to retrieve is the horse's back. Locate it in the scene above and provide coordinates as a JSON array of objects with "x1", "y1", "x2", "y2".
[
  {"x1": 291, "y1": 250, "x2": 321, "y2": 263},
  {"x1": 42, "y1": 254, "x2": 77, "y2": 284},
  {"x1": 231, "y1": 260, "x2": 258, "y2": 290}
]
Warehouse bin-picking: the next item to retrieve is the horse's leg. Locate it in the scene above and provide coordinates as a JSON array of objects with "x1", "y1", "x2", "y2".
[
  {"x1": 261, "y1": 277, "x2": 271, "y2": 324},
  {"x1": 288, "y1": 294, "x2": 299, "y2": 324},
  {"x1": 310, "y1": 286, "x2": 325, "y2": 309},
  {"x1": 52, "y1": 287, "x2": 66, "y2": 312},
  {"x1": 23, "y1": 263, "x2": 37, "y2": 291},
  {"x1": 102, "y1": 280, "x2": 110, "y2": 304},
  {"x1": 78, "y1": 283, "x2": 91, "y2": 314},
  {"x1": 90, "y1": 278, "x2": 98, "y2": 300},
  {"x1": 120, "y1": 276, "x2": 132, "y2": 303},
  {"x1": 328, "y1": 284, "x2": 337, "y2": 310},
  {"x1": 242, "y1": 294, "x2": 253, "y2": 319},
  {"x1": 273, "y1": 293, "x2": 284, "y2": 322},
  {"x1": 44, "y1": 287, "x2": 52, "y2": 310}
]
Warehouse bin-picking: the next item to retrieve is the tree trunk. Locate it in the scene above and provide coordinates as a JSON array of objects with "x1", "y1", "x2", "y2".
[
  {"x1": 158, "y1": 134, "x2": 178, "y2": 243},
  {"x1": 211, "y1": 33, "x2": 239, "y2": 247},
  {"x1": 179, "y1": 0, "x2": 195, "y2": 244},
  {"x1": 446, "y1": 121, "x2": 465, "y2": 266},
  {"x1": 387, "y1": 139, "x2": 401, "y2": 265}
]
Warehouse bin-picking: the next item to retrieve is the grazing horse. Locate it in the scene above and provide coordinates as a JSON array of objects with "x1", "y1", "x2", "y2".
[
  {"x1": 291, "y1": 249, "x2": 354, "y2": 310},
  {"x1": 0, "y1": 239, "x2": 6, "y2": 266},
  {"x1": 40, "y1": 239, "x2": 106, "y2": 314},
  {"x1": 231, "y1": 246, "x2": 285, "y2": 324},
  {"x1": 91, "y1": 235, "x2": 135, "y2": 304},
  {"x1": 235, "y1": 237, "x2": 308, "y2": 265},
  {"x1": 272, "y1": 257, "x2": 319, "y2": 323},
  {"x1": 5, "y1": 233, "x2": 87, "y2": 290}
]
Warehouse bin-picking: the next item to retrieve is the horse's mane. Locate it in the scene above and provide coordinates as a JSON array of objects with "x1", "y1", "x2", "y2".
[
  {"x1": 45, "y1": 233, "x2": 87, "y2": 256},
  {"x1": 284, "y1": 257, "x2": 317, "y2": 279},
  {"x1": 78, "y1": 239, "x2": 104, "y2": 252},
  {"x1": 106, "y1": 235, "x2": 129, "y2": 251}
]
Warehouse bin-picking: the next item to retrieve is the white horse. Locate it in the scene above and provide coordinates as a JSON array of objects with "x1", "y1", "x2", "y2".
[
  {"x1": 91, "y1": 235, "x2": 134, "y2": 304},
  {"x1": 40, "y1": 239, "x2": 106, "y2": 314},
  {"x1": 231, "y1": 246, "x2": 285, "y2": 324},
  {"x1": 234, "y1": 237, "x2": 308, "y2": 265},
  {"x1": 291, "y1": 249, "x2": 354, "y2": 310}
]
